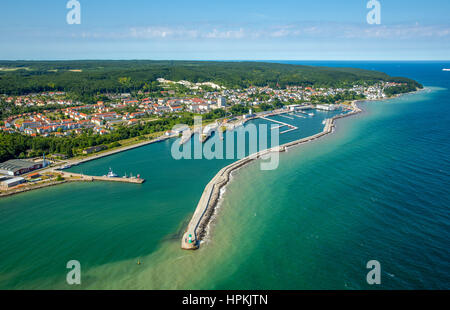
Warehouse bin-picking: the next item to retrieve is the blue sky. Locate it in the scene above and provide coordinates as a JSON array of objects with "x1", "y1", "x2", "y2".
[{"x1": 0, "y1": 0, "x2": 449, "y2": 60}]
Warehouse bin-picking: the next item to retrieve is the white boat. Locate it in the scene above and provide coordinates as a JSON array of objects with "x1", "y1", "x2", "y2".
[
  {"x1": 443, "y1": 68, "x2": 450, "y2": 72},
  {"x1": 107, "y1": 168, "x2": 118, "y2": 178}
]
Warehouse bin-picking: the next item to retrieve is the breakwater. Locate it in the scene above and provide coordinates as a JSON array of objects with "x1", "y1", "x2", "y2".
[
  {"x1": 181, "y1": 102, "x2": 362, "y2": 250},
  {"x1": 0, "y1": 171, "x2": 144, "y2": 198},
  {"x1": 0, "y1": 180, "x2": 69, "y2": 198},
  {"x1": 58, "y1": 171, "x2": 145, "y2": 184}
]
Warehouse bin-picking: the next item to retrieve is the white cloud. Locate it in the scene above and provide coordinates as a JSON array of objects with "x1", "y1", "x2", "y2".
[{"x1": 23, "y1": 22, "x2": 450, "y2": 42}]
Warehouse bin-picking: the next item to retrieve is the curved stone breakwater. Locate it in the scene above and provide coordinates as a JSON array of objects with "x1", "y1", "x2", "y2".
[{"x1": 181, "y1": 102, "x2": 362, "y2": 250}]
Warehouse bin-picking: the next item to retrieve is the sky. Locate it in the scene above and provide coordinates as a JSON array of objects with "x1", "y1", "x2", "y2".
[{"x1": 0, "y1": 0, "x2": 449, "y2": 60}]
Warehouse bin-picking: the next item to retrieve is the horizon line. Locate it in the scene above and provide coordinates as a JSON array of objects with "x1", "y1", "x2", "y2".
[{"x1": 1, "y1": 59, "x2": 450, "y2": 62}]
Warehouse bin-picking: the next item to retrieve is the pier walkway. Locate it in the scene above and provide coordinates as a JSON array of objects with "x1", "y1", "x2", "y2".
[
  {"x1": 258, "y1": 115, "x2": 299, "y2": 134},
  {"x1": 291, "y1": 113, "x2": 306, "y2": 118},
  {"x1": 279, "y1": 114, "x2": 294, "y2": 120}
]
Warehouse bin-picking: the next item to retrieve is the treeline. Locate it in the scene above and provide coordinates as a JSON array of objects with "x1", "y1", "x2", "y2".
[
  {"x1": 0, "y1": 60, "x2": 422, "y2": 96},
  {"x1": 384, "y1": 83, "x2": 420, "y2": 96},
  {"x1": 311, "y1": 91, "x2": 366, "y2": 104}
]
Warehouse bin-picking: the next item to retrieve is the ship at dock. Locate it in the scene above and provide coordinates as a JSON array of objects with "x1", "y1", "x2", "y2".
[{"x1": 106, "y1": 168, "x2": 119, "y2": 178}]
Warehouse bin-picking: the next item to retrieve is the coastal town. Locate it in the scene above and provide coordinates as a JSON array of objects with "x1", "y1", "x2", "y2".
[
  {"x1": 0, "y1": 79, "x2": 407, "y2": 195},
  {"x1": 1, "y1": 80, "x2": 400, "y2": 137}
]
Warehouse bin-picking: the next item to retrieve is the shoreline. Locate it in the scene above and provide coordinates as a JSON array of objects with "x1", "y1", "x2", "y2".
[
  {"x1": 0, "y1": 90, "x2": 422, "y2": 202},
  {"x1": 0, "y1": 134, "x2": 172, "y2": 198},
  {"x1": 181, "y1": 88, "x2": 428, "y2": 250}
]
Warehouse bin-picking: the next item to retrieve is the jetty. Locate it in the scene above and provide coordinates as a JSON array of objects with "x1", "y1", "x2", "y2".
[
  {"x1": 258, "y1": 115, "x2": 299, "y2": 134},
  {"x1": 57, "y1": 171, "x2": 145, "y2": 184},
  {"x1": 291, "y1": 113, "x2": 306, "y2": 118},
  {"x1": 181, "y1": 102, "x2": 362, "y2": 250},
  {"x1": 0, "y1": 170, "x2": 145, "y2": 198},
  {"x1": 181, "y1": 145, "x2": 284, "y2": 250},
  {"x1": 271, "y1": 125, "x2": 286, "y2": 130},
  {"x1": 278, "y1": 114, "x2": 294, "y2": 120}
]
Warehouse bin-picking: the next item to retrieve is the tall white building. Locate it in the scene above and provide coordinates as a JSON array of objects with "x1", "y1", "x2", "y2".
[{"x1": 217, "y1": 96, "x2": 226, "y2": 108}]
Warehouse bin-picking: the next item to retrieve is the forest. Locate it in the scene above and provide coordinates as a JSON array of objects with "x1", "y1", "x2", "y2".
[{"x1": 0, "y1": 60, "x2": 422, "y2": 97}]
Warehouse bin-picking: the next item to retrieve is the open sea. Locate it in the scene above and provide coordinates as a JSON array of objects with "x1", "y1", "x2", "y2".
[{"x1": 0, "y1": 61, "x2": 449, "y2": 289}]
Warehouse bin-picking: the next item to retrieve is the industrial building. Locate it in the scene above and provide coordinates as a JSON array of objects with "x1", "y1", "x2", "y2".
[
  {"x1": 0, "y1": 177, "x2": 25, "y2": 190},
  {"x1": 83, "y1": 145, "x2": 107, "y2": 155},
  {"x1": 0, "y1": 159, "x2": 44, "y2": 176}
]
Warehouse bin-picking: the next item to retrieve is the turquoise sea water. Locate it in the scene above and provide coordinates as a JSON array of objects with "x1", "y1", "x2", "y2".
[{"x1": 0, "y1": 62, "x2": 449, "y2": 289}]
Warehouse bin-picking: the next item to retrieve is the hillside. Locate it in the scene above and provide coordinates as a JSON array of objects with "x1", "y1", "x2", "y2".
[{"x1": 0, "y1": 60, "x2": 422, "y2": 96}]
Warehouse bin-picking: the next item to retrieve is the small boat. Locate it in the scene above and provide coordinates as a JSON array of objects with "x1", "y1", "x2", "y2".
[
  {"x1": 443, "y1": 68, "x2": 450, "y2": 72},
  {"x1": 107, "y1": 168, "x2": 118, "y2": 178},
  {"x1": 308, "y1": 113, "x2": 315, "y2": 117}
]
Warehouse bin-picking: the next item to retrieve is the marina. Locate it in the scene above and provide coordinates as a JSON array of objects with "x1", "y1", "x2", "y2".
[{"x1": 182, "y1": 102, "x2": 361, "y2": 250}]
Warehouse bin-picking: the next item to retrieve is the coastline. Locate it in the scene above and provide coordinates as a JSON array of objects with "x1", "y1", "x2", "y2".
[
  {"x1": 180, "y1": 101, "x2": 362, "y2": 250},
  {"x1": 181, "y1": 89, "x2": 426, "y2": 250},
  {"x1": 0, "y1": 91, "x2": 421, "y2": 202},
  {"x1": 0, "y1": 118, "x2": 235, "y2": 199},
  {"x1": 0, "y1": 180, "x2": 71, "y2": 198},
  {"x1": 0, "y1": 134, "x2": 172, "y2": 198}
]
